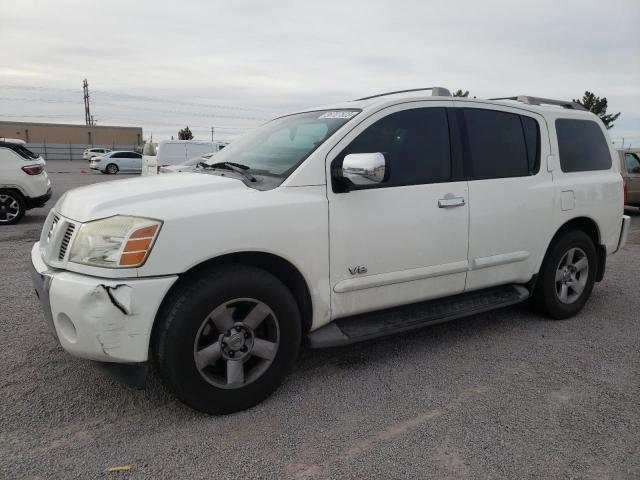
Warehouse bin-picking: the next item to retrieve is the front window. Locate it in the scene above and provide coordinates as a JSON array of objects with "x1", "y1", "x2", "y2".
[{"x1": 204, "y1": 109, "x2": 360, "y2": 178}]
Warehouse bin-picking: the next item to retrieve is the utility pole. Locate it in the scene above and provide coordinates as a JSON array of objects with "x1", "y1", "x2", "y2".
[
  {"x1": 211, "y1": 126, "x2": 215, "y2": 142},
  {"x1": 82, "y1": 78, "x2": 93, "y2": 126}
]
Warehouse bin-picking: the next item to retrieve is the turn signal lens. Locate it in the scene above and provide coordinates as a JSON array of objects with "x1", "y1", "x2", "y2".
[{"x1": 119, "y1": 224, "x2": 159, "y2": 267}]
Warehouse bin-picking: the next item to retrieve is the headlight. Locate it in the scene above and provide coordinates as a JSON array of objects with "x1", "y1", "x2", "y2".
[{"x1": 69, "y1": 216, "x2": 162, "y2": 268}]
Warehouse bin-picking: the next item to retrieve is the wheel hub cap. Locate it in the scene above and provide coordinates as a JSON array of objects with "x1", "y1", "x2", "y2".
[{"x1": 220, "y1": 324, "x2": 254, "y2": 360}]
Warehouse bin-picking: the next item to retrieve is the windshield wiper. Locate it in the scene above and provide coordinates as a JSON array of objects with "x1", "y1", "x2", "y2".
[{"x1": 202, "y1": 162, "x2": 257, "y2": 183}]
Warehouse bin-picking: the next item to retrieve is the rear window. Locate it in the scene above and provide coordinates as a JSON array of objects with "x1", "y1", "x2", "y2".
[
  {"x1": 556, "y1": 119, "x2": 611, "y2": 172},
  {"x1": 0, "y1": 142, "x2": 39, "y2": 160},
  {"x1": 463, "y1": 109, "x2": 534, "y2": 179}
]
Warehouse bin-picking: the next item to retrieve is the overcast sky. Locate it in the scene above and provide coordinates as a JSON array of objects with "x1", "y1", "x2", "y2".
[{"x1": 1, "y1": 0, "x2": 639, "y2": 145}]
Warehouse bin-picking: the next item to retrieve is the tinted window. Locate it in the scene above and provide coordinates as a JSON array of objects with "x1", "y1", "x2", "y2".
[
  {"x1": 339, "y1": 108, "x2": 451, "y2": 187},
  {"x1": 556, "y1": 119, "x2": 611, "y2": 172},
  {"x1": 521, "y1": 116, "x2": 540, "y2": 173},
  {"x1": 464, "y1": 109, "x2": 530, "y2": 179},
  {"x1": 0, "y1": 142, "x2": 39, "y2": 160},
  {"x1": 624, "y1": 153, "x2": 640, "y2": 174},
  {"x1": 112, "y1": 152, "x2": 127, "y2": 158},
  {"x1": 132, "y1": 153, "x2": 142, "y2": 159}
]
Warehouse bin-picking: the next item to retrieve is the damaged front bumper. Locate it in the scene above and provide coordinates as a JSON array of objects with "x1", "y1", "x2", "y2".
[{"x1": 30, "y1": 243, "x2": 178, "y2": 363}]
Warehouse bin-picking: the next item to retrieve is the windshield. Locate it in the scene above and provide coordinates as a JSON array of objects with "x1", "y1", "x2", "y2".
[{"x1": 204, "y1": 109, "x2": 360, "y2": 177}]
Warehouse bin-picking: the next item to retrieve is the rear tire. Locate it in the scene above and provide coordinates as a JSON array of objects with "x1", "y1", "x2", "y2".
[
  {"x1": 0, "y1": 189, "x2": 26, "y2": 225},
  {"x1": 153, "y1": 265, "x2": 301, "y2": 414},
  {"x1": 106, "y1": 163, "x2": 119, "y2": 174},
  {"x1": 531, "y1": 230, "x2": 596, "y2": 319}
]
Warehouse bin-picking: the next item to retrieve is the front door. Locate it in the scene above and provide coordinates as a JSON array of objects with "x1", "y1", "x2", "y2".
[{"x1": 327, "y1": 102, "x2": 470, "y2": 318}]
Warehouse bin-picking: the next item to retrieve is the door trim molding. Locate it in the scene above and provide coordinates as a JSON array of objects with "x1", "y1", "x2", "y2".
[
  {"x1": 333, "y1": 260, "x2": 469, "y2": 293},
  {"x1": 471, "y1": 251, "x2": 529, "y2": 270}
]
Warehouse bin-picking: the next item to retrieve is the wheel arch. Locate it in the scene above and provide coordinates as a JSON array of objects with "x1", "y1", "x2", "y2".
[
  {"x1": 154, "y1": 251, "x2": 314, "y2": 337},
  {"x1": 0, "y1": 185, "x2": 27, "y2": 199},
  {"x1": 541, "y1": 216, "x2": 606, "y2": 282}
]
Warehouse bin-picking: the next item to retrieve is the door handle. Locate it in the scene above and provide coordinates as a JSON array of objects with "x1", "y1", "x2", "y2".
[{"x1": 438, "y1": 196, "x2": 465, "y2": 208}]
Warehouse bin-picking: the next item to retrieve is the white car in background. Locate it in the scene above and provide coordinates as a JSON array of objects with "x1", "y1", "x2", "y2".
[
  {"x1": 142, "y1": 140, "x2": 227, "y2": 176},
  {"x1": 89, "y1": 150, "x2": 143, "y2": 174},
  {"x1": 82, "y1": 147, "x2": 112, "y2": 160},
  {"x1": 159, "y1": 152, "x2": 215, "y2": 174},
  {"x1": 0, "y1": 139, "x2": 51, "y2": 225}
]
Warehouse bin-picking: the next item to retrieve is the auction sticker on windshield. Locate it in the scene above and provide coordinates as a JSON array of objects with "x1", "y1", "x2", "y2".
[{"x1": 318, "y1": 111, "x2": 359, "y2": 119}]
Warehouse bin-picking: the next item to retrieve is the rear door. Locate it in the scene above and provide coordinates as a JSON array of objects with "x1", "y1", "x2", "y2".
[
  {"x1": 623, "y1": 152, "x2": 640, "y2": 204},
  {"x1": 456, "y1": 104, "x2": 553, "y2": 291},
  {"x1": 130, "y1": 152, "x2": 143, "y2": 171}
]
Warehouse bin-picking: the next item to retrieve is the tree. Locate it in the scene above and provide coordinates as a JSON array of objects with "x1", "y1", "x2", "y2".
[
  {"x1": 453, "y1": 89, "x2": 469, "y2": 97},
  {"x1": 178, "y1": 126, "x2": 194, "y2": 140},
  {"x1": 573, "y1": 91, "x2": 620, "y2": 130}
]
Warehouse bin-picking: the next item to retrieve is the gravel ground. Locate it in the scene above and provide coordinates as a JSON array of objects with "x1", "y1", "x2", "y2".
[{"x1": 1, "y1": 161, "x2": 639, "y2": 479}]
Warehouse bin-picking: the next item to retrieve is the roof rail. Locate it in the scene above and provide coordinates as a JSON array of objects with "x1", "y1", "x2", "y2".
[
  {"x1": 489, "y1": 95, "x2": 587, "y2": 111},
  {"x1": 355, "y1": 87, "x2": 452, "y2": 101}
]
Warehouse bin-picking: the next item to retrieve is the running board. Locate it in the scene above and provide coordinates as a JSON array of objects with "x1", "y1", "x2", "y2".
[{"x1": 307, "y1": 284, "x2": 530, "y2": 348}]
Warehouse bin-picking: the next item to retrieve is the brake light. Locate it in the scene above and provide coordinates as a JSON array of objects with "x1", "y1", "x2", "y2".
[
  {"x1": 22, "y1": 165, "x2": 43, "y2": 175},
  {"x1": 623, "y1": 176, "x2": 628, "y2": 205}
]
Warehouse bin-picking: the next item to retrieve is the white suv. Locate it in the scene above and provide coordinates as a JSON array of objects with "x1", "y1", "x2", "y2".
[
  {"x1": 83, "y1": 148, "x2": 112, "y2": 160},
  {"x1": 30, "y1": 88, "x2": 630, "y2": 414},
  {"x1": 0, "y1": 139, "x2": 51, "y2": 225}
]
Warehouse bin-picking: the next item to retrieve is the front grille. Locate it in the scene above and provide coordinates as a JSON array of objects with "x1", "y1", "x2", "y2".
[{"x1": 58, "y1": 223, "x2": 76, "y2": 260}]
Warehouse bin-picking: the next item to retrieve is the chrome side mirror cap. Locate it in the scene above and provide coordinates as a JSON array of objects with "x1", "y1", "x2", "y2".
[{"x1": 342, "y1": 152, "x2": 387, "y2": 186}]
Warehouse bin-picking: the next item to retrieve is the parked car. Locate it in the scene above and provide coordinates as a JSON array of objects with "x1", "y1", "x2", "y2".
[
  {"x1": 89, "y1": 150, "x2": 143, "y2": 174},
  {"x1": 617, "y1": 148, "x2": 640, "y2": 207},
  {"x1": 31, "y1": 88, "x2": 630, "y2": 414},
  {"x1": 142, "y1": 141, "x2": 226, "y2": 176},
  {"x1": 83, "y1": 147, "x2": 112, "y2": 161},
  {"x1": 159, "y1": 152, "x2": 215, "y2": 174},
  {"x1": 0, "y1": 139, "x2": 51, "y2": 225}
]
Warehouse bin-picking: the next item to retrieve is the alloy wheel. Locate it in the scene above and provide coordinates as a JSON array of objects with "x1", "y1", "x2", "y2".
[
  {"x1": 555, "y1": 247, "x2": 589, "y2": 304},
  {"x1": 193, "y1": 298, "x2": 280, "y2": 388},
  {"x1": 0, "y1": 194, "x2": 20, "y2": 223}
]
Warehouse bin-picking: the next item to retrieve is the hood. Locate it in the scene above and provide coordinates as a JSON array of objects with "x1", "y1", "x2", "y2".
[{"x1": 56, "y1": 172, "x2": 250, "y2": 222}]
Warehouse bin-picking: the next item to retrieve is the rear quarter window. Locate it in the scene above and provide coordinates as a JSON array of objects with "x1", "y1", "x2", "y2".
[{"x1": 556, "y1": 119, "x2": 611, "y2": 172}]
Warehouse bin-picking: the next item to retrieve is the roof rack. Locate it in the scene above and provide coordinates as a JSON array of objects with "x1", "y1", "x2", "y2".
[
  {"x1": 355, "y1": 87, "x2": 452, "y2": 101},
  {"x1": 489, "y1": 95, "x2": 587, "y2": 111}
]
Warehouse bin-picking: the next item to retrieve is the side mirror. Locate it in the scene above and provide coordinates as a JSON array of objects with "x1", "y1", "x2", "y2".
[{"x1": 342, "y1": 152, "x2": 387, "y2": 186}]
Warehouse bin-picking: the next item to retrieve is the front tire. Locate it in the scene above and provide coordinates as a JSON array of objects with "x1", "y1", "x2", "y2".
[
  {"x1": 0, "y1": 189, "x2": 26, "y2": 225},
  {"x1": 531, "y1": 230, "x2": 596, "y2": 319},
  {"x1": 153, "y1": 265, "x2": 301, "y2": 414}
]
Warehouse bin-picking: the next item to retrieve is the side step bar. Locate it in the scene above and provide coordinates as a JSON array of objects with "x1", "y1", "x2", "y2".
[{"x1": 307, "y1": 284, "x2": 530, "y2": 348}]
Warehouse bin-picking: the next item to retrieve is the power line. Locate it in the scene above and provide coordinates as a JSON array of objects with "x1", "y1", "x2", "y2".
[{"x1": 0, "y1": 84, "x2": 286, "y2": 115}]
